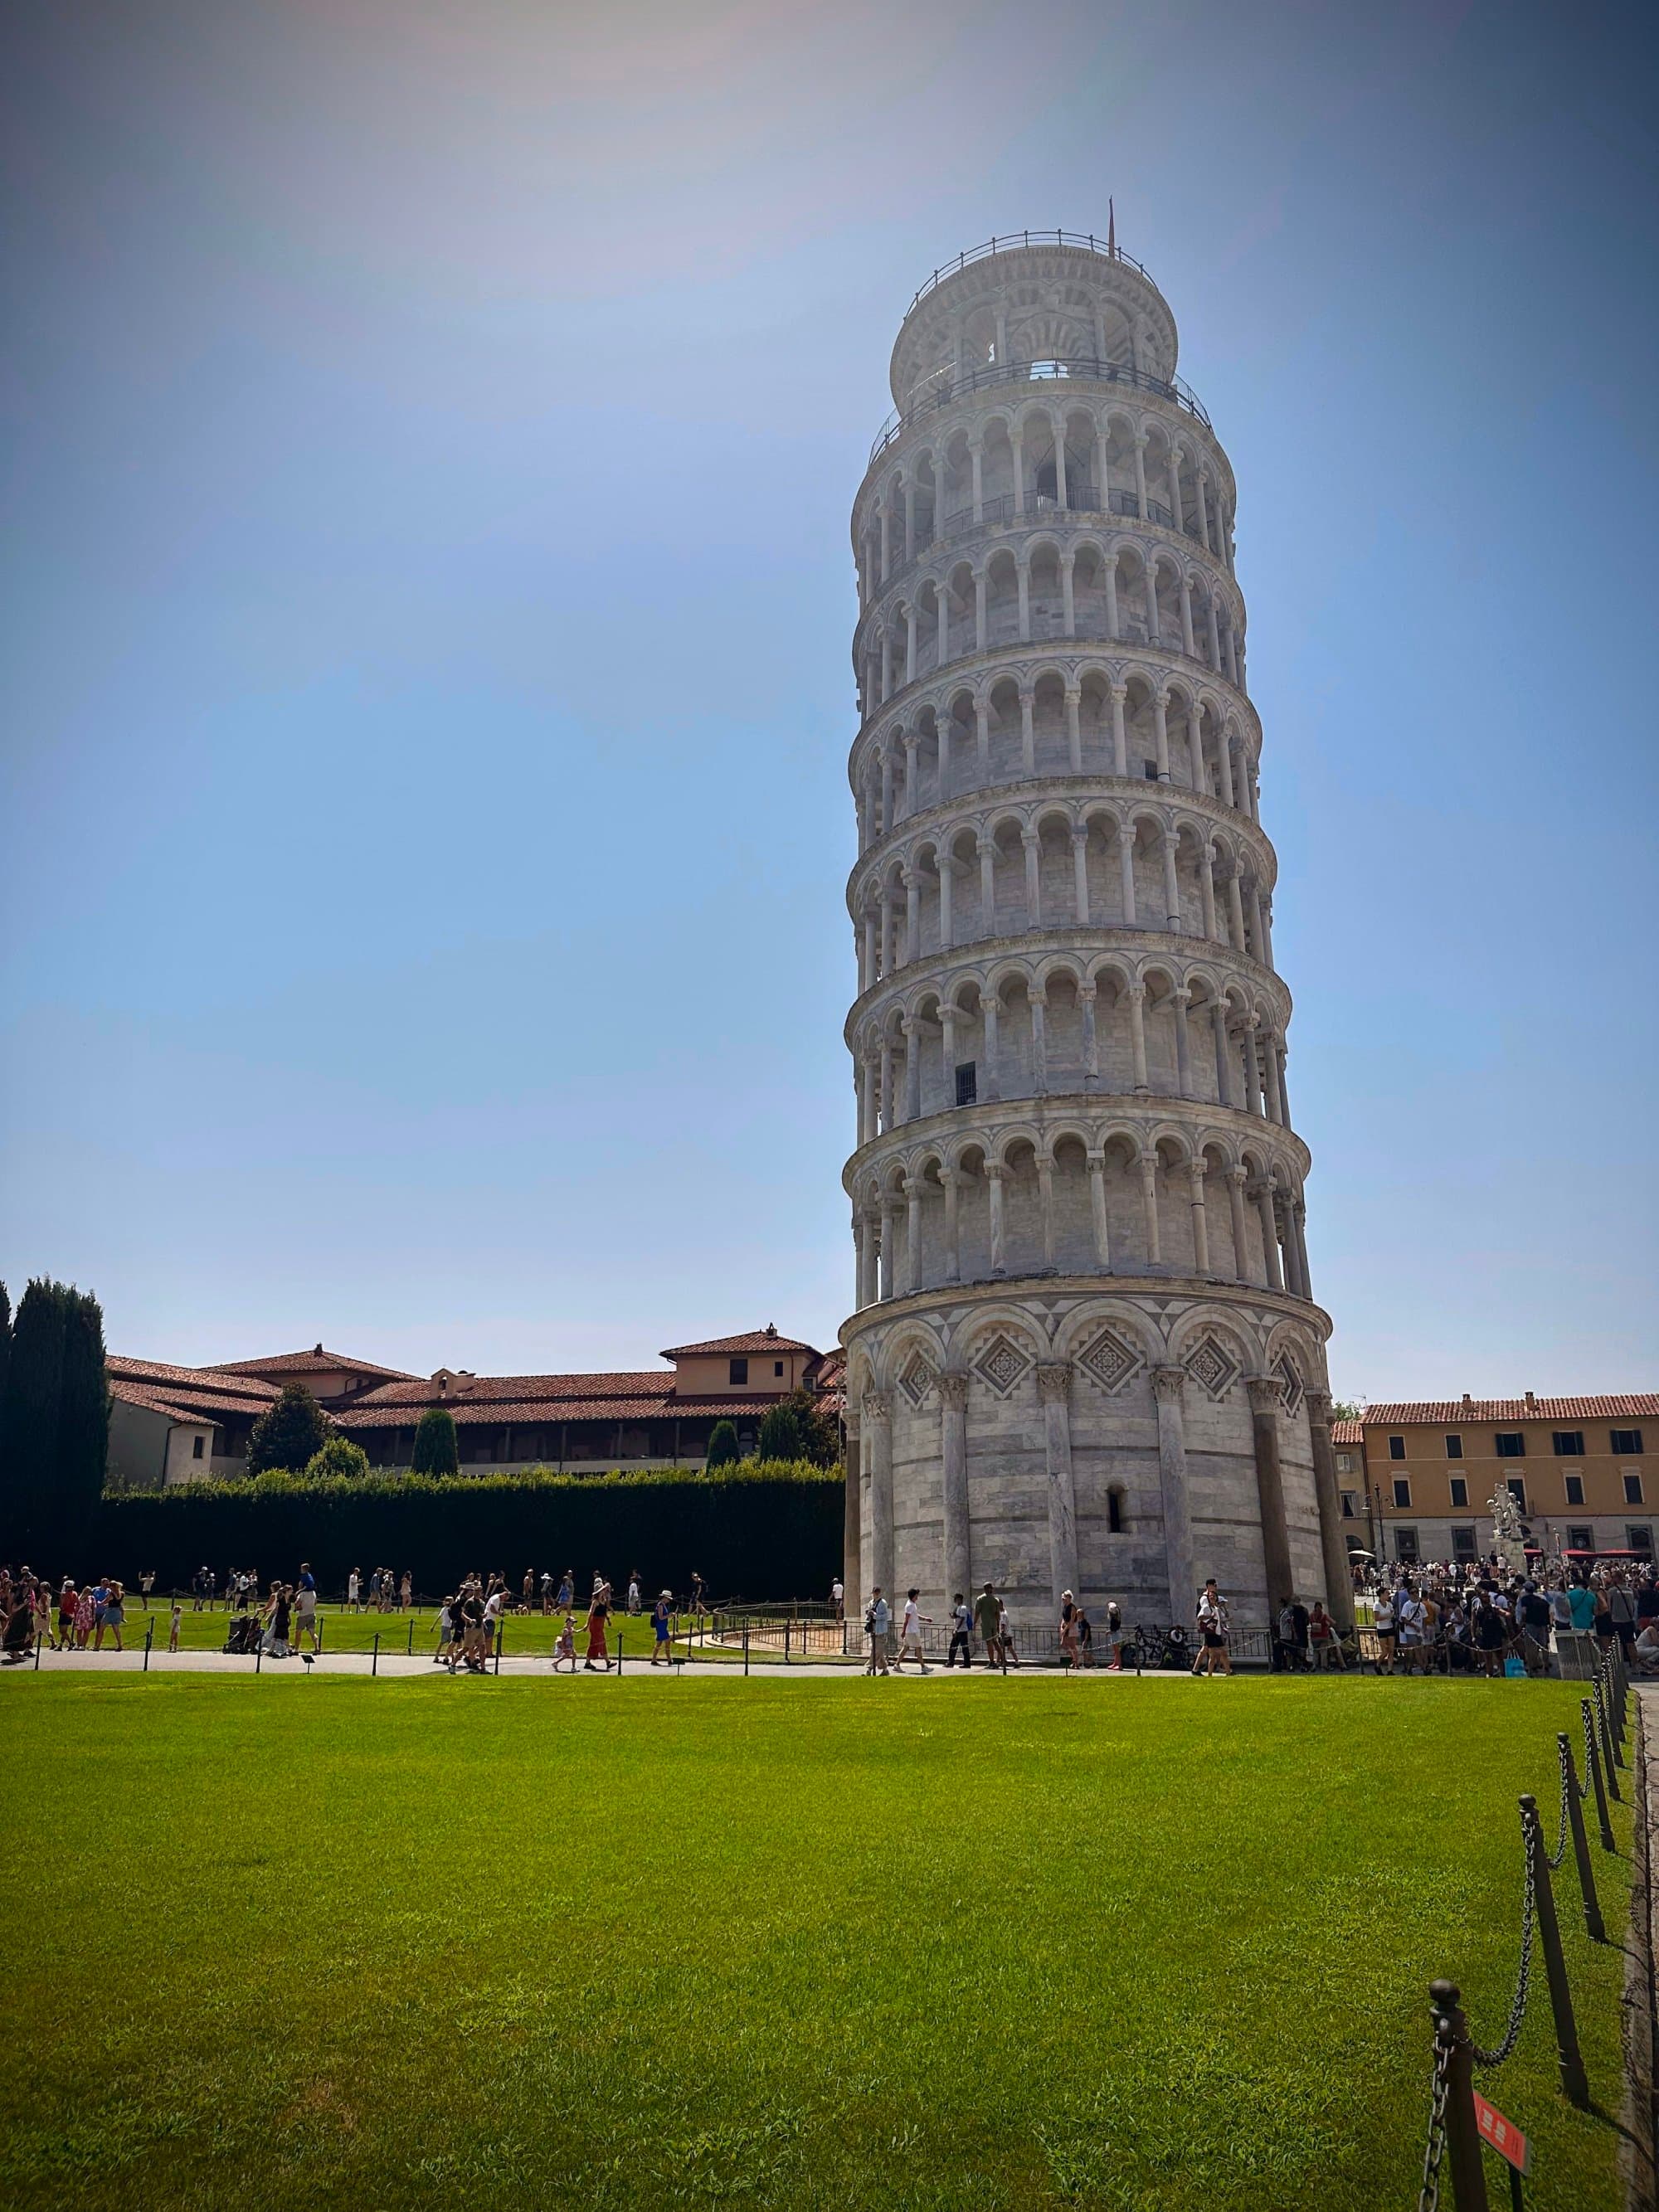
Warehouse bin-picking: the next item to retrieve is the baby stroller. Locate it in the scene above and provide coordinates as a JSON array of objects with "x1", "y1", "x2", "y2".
[{"x1": 222, "y1": 1613, "x2": 260, "y2": 1655}]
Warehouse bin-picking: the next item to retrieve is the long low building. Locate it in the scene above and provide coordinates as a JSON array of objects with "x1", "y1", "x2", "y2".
[
  {"x1": 1330, "y1": 1393, "x2": 1657, "y2": 1565},
  {"x1": 105, "y1": 1327, "x2": 844, "y2": 1487}
]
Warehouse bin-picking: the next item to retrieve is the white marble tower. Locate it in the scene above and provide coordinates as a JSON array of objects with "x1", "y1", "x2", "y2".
[{"x1": 839, "y1": 232, "x2": 1350, "y2": 1640}]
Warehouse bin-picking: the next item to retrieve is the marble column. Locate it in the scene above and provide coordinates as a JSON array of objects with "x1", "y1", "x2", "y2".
[
  {"x1": 864, "y1": 1388, "x2": 894, "y2": 1598},
  {"x1": 843, "y1": 1402, "x2": 863, "y2": 1618},
  {"x1": 1248, "y1": 1376, "x2": 1295, "y2": 1619},
  {"x1": 1036, "y1": 1361, "x2": 1079, "y2": 1607},
  {"x1": 1305, "y1": 1388, "x2": 1354, "y2": 1631},
  {"x1": 939, "y1": 1372, "x2": 971, "y2": 1606},
  {"x1": 1152, "y1": 1366, "x2": 1195, "y2": 1627}
]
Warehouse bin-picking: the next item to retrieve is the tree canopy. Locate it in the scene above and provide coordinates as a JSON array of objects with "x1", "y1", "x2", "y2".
[
  {"x1": 246, "y1": 1383, "x2": 330, "y2": 1476},
  {"x1": 410, "y1": 1407, "x2": 460, "y2": 1477}
]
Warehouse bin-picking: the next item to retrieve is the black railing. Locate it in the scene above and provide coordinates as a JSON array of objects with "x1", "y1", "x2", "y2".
[
  {"x1": 902, "y1": 231, "x2": 1161, "y2": 318},
  {"x1": 870, "y1": 353, "x2": 1211, "y2": 467}
]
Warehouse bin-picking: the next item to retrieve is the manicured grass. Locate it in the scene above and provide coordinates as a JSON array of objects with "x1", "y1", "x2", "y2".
[{"x1": 0, "y1": 1675, "x2": 1632, "y2": 2210}]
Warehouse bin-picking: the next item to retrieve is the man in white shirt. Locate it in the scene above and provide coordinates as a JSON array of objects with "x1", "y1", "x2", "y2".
[
  {"x1": 895, "y1": 1587, "x2": 932, "y2": 1673},
  {"x1": 864, "y1": 1587, "x2": 891, "y2": 1675},
  {"x1": 830, "y1": 1577, "x2": 844, "y2": 1623},
  {"x1": 946, "y1": 1592, "x2": 973, "y2": 1669},
  {"x1": 1193, "y1": 1579, "x2": 1232, "y2": 1676}
]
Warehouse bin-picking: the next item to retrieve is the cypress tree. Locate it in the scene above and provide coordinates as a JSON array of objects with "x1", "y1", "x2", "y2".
[
  {"x1": 706, "y1": 1419, "x2": 740, "y2": 1468},
  {"x1": 246, "y1": 1382, "x2": 330, "y2": 1475},
  {"x1": 411, "y1": 1407, "x2": 459, "y2": 1476},
  {"x1": 56, "y1": 1288, "x2": 110, "y2": 1534},
  {"x1": 757, "y1": 1401, "x2": 805, "y2": 1462},
  {"x1": 0, "y1": 1279, "x2": 69, "y2": 1546},
  {"x1": 0, "y1": 1282, "x2": 12, "y2": 1431}
]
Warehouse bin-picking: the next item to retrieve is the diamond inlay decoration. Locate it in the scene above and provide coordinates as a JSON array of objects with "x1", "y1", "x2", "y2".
[
  {"x1": 1076, "y1": 1327, "x2": 1145, "y2": 1397},
  {"x1": 1185, "y1": 1334, "x2": 1241, "y2": 1401},
  {"x1": 897, "y1": 1349, "x2": 937, "y2": 1409},
  {"x1": 972, "y1": 1334, "x2": 1034, "y2": 1398},
  {"x1": 1274, "y1": 1352, "x2": 1305, "y2": 1413}
]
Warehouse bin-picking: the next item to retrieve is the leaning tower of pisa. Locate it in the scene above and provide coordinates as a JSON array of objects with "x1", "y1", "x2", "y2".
[{"x1": 839, "y1": 232, "x2": 1350, "y2": 1641}]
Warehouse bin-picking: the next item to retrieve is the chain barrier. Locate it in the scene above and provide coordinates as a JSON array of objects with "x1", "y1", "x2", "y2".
[
  {"x1": 1413, "y1": 1640, "x2": 1625, "y2": 2204},
  {"x1": 1545, "y1": 1735, "x2": 1573, "y2": 1869},
  {"x1": 1466, "y1": 1817, "x2": 1537, "y2": 2068},
  {"x1": 1416, "y1": 2029, "x2": 1452, "y2": 2212}
]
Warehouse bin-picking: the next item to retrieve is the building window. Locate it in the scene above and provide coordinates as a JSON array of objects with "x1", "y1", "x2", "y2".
[
  {"x1": 1448, "y1": 1475, "x2": 1467, "y2": 1508},
  {"x1": 192, "y1": 1434, "x2": 205, "y2": 1460},
  {"x1": 1335, "y1": 1451, "x2": 1355, "y2": 1475},
  {"x1": 1394, "y1": 1528, "x2": 1419, "y2": 1563},
  {"x1": 1625, "y1": 1473, "x2": 1645, "y2": 1505},
  {"x1": 1612, "y1": 1428, "x2": 1644, "y2": 1456},
  {"x1": 955, "y1": 1062, "x2": 977, "y2": 1106},
  {"x1": 1340, "y1": 1490, "x2": 1357, "y2": 1519},
  {"x1": 1564, "y1": 1474, "x2": 1585, "y2": 1506},
  {"x1": 729, "y1": 1358, "x2": 748, "y2": 1385},
  {"x1": 1444, "y1": 1433, "x2": 1462, "y2": 1459},
  {"x1": 1452, "y1": 1526, "x2": 1477, "y2": 1563},
  {"x1": 1506, "y1": 1476, "x2": 1526, "y2": 1512},
  {"x1": 1143, "y1": 759, "x2": 1158, "y2": 779},
  {"x1": 1107, "y1": 1487, "x2": 1125, "y2": 1533},
  {"x1": 1552, "y1": 1431, "x2": 1584, "y2": 1457},
  {"x1": 774, "y1": 1361, "x2": 784, "y2": 1377},
  {"x1": 1388, "y1": 1435, "x2": 1405, "y2": 1461},
  {"x1": 1496, "y1": 1432, "x2": 1525, "y2": 1458},
  {"x1": 1392, "y1": 1477, "x2": 1411, "y2": 1509},
  {"x1": 1567, "y1": 1525, "x2": 1593, "y2": 1553},
  {"x1": 1629, "y1": 1526, "x2": 1654, "y2": 1556}
]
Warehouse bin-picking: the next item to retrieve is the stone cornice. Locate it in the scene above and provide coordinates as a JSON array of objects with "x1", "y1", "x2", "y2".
[
  {"x1": 852, "y1": 508, "x2": 1242, "y2": 663},
  {"x1": 840, "y1": 1089, "x2": 1312, "y2": 1188},
  {"x1": 843, "y1": 924, "x2": 1292, "y2": 1038},
  {"x1": 846, "y1": 775, "x2": 1277, "y2": 907},
  {"x1": 839, "y1": 1271, "x2": 1331, "y2": 1350},
  {"x1": 849, "y1": 637, "x2": 1259, "y2": 759}
]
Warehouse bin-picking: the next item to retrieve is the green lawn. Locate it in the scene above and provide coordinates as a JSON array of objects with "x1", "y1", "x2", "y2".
[{"x1": 0, "y1": 1674, "x2": 1632, "y2": 2210}]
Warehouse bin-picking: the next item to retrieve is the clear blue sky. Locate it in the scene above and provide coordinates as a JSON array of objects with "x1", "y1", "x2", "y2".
[{"x1": 3, "y1": 0, "x2": 1655, "y2": 1398}]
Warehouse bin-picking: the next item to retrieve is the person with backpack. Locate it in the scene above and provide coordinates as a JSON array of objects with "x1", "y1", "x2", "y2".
[
  {"x1": 863, "y1": 1587, "x2": 891, "y2": 1675},
  {"x1": 973, "y1": 1582, "x2": 1000, "y2": 1668}
]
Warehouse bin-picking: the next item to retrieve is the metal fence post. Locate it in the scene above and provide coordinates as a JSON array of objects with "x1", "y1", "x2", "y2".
[
  {"x1": 784, "y1": 1621, "x2": 791, "y2": 1665},
  {"x1": 372, "y1": 1632, "x2": 378, "y2": 1678},
  {"x1": 1593, "y1": 1676, "x2": 1622, "y2": 1798},
  {"x1": 1520, "y1": 1793, "x2": 1589, "y2": 2107},
  {"x1": 616, "y1": 1631, "x2": 622, "y2": 1675},
  {"x1": 144, "y1": 1621, "x2": 153, "y2": 1673},
  {"x1": 1583, "y1": 1700, "x2": 1617, "y2": 1851},
  {"x1": 494, "y1": 1623, "x2": 503, "y2": 1675},
  {"x1": 743, "y1": 1626, "x2": 750, "y2": 1677},
  {"x1": 407, "y1": 1619, "x2": 414, "y2": 1656},
  {"x1": 1428, "y1": 1982, "x2": 1490, "y2": 2212},
  {"x1": 1559, "y1": 1733, "x2": 1606, "y2": 1942},
  {"x1": 255, "y1": 1641, "x2": 263, "y2": 1675}
]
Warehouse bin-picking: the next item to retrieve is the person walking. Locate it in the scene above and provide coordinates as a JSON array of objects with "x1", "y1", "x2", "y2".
[
  {"x1": 584, "y1": 1587, "x2": 610, "y2": 1672},
  {"x1": 557, "y1": 1568, "x2": 574, "y2": 1612},
  {"x1": 864, "y1": 1587, "x2": 891, "y2": 1675},
  {"x1": 1059, "y1": 1592, "x2": 1081, "y2": 1670},
  {"x1": 895, "y1": 1588, "x2": 931, "y2": 1672},
  {"x1": 946, "y1": 1592, "x2": 973, "y2": 1669},
  {"x1": 56, "y1": 1579, "x2": 76, "y2": 1650},
  {"x1": 1102, "y1": 1599, "x2": 1124, "y2": 1671},
  {"x1": 294, "y1": 1563, "x2": 320, "y2": 1655},
  {"x1": 139, "y1": 1570, "x2": 155, "y2": 1612},
  {"x1": 973, "y1": 1582, "x2": 1000, "y2": 1668},
  {"x1": 651, "y1": 1589, "x2": 673, "y2": 1665},
  {"x1": 552, "y1": 1612, "x2": 577, "y2": 1671},
  {"x1": 99, "y1": 1582, "x2": 126, "y2": 1653},
  {"x1": 996, "y1": 1597, "x2": 1019, "y2": 1666},
  {"x1": 1193, "y1": 1579, "x2": 1231, "y2": 1676},
  {"x1": 168, "y1": 1599, "x2": 182, "y2": 1654},
  {"x1": 260, "y1": 1583, "x2": 290, "y2": 1659},
  {"x1": 1308, "y1": 1600, "x2": 1342, "y2": 1670},
  {"x1": 831, "y1": 1576, "x2": 845, "y2": 1625},
  {"x1": 347, "y1": 1567, "x2": 361, "y2": 1612}
]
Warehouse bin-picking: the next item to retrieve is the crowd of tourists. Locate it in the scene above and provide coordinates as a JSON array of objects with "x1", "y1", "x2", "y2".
[{"x1": 1352, "y1": 1555, "x2": 1659, "y2": 1677}]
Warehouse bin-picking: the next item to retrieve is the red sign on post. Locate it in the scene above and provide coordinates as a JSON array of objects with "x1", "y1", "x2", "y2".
[{"x1": 1473, "y1": 2091, "x2": 1532, "y2": 2176}]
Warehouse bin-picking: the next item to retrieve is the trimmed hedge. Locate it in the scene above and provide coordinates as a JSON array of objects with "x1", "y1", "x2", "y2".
[{"x1": 95, "y1": 1460, "x2": 844, "y2": 1602}]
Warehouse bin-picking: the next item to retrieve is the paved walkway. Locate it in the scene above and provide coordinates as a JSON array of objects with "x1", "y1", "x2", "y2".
[{"x1": 0, "y1": 1646, "x2": 1190, "y2": 1683}]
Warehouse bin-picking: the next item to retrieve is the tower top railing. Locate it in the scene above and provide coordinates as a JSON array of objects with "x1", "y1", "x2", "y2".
[
  {"x1": 868, "y1": 353, "x2": 1211, "y2": 469},
  {"x1": 902, "y1": 231, "x2": 1163, "y2": 319}
]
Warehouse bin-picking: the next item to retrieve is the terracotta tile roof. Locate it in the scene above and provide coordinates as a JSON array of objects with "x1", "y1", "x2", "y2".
[
  {"x1": 1361, "y1": 1396, "x2": 1657, "y2": 1427},
  {"x1": 1331, "y1": 1419, "x2": 1362, "y2": 1445},
  {"x1": 349, "y1": 1369, "x2": 672, "y2": 1411},
  {"x1": 109, "y1": 1376, "x2": 276, "y2": 1424},
  {"x1": 661, "y1": 1330, "x2": 820, "y2": 1358},
  {"x1": 108, "y1": 1355, "x2": 278, "y2": 1405},
  {"x1": 335, "y1": 1388, "x2": 800, "y2": 1432},
  {"x1": 212, "y1": 1347, "x2": 418, "y2": 1382}
]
